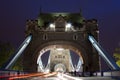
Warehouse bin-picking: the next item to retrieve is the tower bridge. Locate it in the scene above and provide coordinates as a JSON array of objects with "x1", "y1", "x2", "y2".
[
  {"x1": 22, "y1": 13, "x2": 100, "y2": 72},
  {"x1": 1, "y1": 13, "x2": 119, "y2": 77}
]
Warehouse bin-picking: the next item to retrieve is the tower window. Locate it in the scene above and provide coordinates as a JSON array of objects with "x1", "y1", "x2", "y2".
[
  {"x1": 43, "y1": 34, "x2": 48, "y2": 40},
  {"x1": 73, "y1": 34, "x2": 78, "y2": 40}
]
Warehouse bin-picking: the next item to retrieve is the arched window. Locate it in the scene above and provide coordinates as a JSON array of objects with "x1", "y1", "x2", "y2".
[
  {"x1": 43, "y1": 34, "x2": 48, "y2": 40},
  {"x1": 73, "y1": 34, "x2": 78, "y2": 40}
]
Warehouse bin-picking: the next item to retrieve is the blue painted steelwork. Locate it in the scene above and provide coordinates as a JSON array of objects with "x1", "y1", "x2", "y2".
[
  {"x1": 76, "y1": 58, "x2": 82, "y2": 71},
  {"x1": 1, "y1": 35, "x2": 32, "y2": 69},
  {"x1": 88, "y1": 35, "x2": 120, "y2": 70}
]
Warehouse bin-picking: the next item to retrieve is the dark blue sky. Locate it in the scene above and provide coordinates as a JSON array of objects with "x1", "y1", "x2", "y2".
[{"x1": 0, "y1": 0, "x2": 120, "y2": 56}]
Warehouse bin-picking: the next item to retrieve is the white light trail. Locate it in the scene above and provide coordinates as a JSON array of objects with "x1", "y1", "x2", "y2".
[
  {"x1": 57, "y1": 73, "x2": 67, "y2": 80},
  {"x1": 63, "y1": 74, "x2": 83, "y2": 80}
]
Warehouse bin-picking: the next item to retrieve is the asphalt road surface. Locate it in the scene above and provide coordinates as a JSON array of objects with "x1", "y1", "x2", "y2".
[
  {"x1": 7, "y1": 72, "x2": 118, "y2": 80},
  {"x1": 28, "y1": 76, "x2": 116, "y2": 80}
]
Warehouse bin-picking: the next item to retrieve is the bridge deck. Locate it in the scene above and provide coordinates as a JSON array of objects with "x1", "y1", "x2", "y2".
[{"x1": 29, "y1": 76, "x2": 116, "y2": 80}]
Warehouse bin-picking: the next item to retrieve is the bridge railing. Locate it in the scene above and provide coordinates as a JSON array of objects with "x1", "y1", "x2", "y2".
[
  {"x1": 69, "y1": 70, "x2": 120, "y2": 77},
  {"x1": 93, "y1": 70, "x2": 120, "y2": 77},
  {"x1": 0, "y1": 69, "x2": 27, "y2": 79}
]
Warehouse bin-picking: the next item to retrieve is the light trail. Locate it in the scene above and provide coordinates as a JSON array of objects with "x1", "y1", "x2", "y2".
[
  {"x1": 63, "y1": 73, "x2": 83, "y2": 80},
  {"x1": 9, "y1": 73, "x2": 46, "y2": 80},
  {"x1": 8, "y1": 72, "x2": 57, "y2": 80},
  {"x1": 57, "y1": 73, "x2": 68, "y2": 80},
  {"x1": 42, "y1": 72, "x2": 57, "y2": 78}
]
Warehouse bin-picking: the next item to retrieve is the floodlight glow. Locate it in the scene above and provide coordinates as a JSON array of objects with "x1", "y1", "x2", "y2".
[
  {"x1": 56, "y1": 48, "x2": 64, "y2": 51},
  {"x1": 66, "y1": 23, "x2": 72, "y2": 28},
  {"x1": 50, "y1": 23, "x2": 55, "y2": 28}
]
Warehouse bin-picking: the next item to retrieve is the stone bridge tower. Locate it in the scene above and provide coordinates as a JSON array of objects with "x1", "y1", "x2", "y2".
[
  {"x1": 23, "y1": 13, "x2": 99, "y2": 72},
  {"x1": 48, "y1": 49, "x2": 74, "y2": 72}
]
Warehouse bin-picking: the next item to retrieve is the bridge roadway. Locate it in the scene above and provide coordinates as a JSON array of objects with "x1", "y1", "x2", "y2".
[
  {"x1": 9, "y1": 72, "x2": 116, "y2": 80},
  {"x1": 29, "y1": 76, "x2": 115, "y2": 80}
]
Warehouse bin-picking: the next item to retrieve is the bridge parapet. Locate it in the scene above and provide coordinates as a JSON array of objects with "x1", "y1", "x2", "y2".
[{"x1": 0, "y1": 69, "x2": 26, "y2": 79}]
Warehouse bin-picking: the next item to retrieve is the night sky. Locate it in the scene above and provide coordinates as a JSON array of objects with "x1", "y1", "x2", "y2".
[{"x1": 0, "y1": 0, "x2": 120, "y2": 66}]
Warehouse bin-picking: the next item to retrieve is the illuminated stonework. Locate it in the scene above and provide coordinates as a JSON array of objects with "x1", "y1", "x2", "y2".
[
  {"x1": 48, "y1": 49, "x2": 74, "y2": 72},
  {"x1": 23, "y1": 13, "x2": 99, "y2": 72}
]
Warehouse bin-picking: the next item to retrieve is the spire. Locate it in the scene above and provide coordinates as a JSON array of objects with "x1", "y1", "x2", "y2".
[
  {"x1": 38, "y1": 6, "x2": 43, "y2": 18},
  {"x1": 39, "y1": 5, "x2": 42, "y2": 14},
  {"x1": 79, "y1": 8, "x2": 82, "y2": 16},
  {"x1": 118, "y1": 42, "x2": 120, "y2": 47}
]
